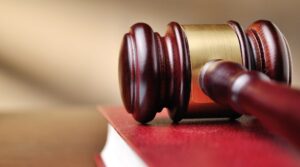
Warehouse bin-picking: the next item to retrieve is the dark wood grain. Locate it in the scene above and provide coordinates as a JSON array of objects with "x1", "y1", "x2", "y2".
[
  {"x1": 119, "y1": 23, "x2": 161, "y2": 123},
  {"x1": 119, "y1": 22, "x2": 191, "y2": 123},
  {"x1": 119, "y1": 20, "x2": 292, "y2": 123},
  {"x1": 200, "y1": 60, "x2": 300, "y2": 148},
  {"x1": 246, "y1": 20, "x2": 291, "y2": 84}
]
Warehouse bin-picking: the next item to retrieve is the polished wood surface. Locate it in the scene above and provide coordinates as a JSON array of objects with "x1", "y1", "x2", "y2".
[
  {"x1": 119, "y1": 22, "x2": 191, "y2": 123},
  {"x1": 119, "y1": 20, "x2": 291, "y2": 123},
  {"x1": 246, "y1": 20, "x2": 291, "y2": 84},
  {"x1": 0, "y1": 107, "x2": 107, "y2": 167},
  {"x1": 200, "y1": 60, "x2": 300, "y2": 148}
]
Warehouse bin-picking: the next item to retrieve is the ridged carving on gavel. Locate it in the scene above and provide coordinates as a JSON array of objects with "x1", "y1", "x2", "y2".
[{"x1": 119, "y1": 20, "x2": 291, "y2": 123}]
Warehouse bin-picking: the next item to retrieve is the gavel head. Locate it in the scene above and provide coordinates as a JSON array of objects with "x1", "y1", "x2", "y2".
[{"x1": 119, "y1": 20, "x2": 291, "y2": 123}]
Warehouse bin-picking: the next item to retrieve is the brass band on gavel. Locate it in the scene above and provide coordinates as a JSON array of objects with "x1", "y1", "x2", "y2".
[{"x1": 182, "y1": 24, "x2": 242, "y2": 118}]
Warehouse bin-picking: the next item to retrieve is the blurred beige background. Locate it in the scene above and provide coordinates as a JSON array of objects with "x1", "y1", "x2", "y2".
[{"x1": 0, "y1": 0, "x2": 299, "y2": 109}]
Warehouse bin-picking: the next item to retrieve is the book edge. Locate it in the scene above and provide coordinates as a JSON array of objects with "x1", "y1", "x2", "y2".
[{"x1": 100, "y1": 124, "x2": 147, "y2": 167}]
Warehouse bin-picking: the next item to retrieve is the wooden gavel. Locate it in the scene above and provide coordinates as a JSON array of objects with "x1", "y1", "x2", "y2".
[{"x1": 119, "y1": 20, "x2": 300, "y2": 147}]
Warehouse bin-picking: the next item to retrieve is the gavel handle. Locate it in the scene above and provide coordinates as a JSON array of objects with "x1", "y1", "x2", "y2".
[{"x1": 200, "y1": 60, "x2": 300, "y2": 148}]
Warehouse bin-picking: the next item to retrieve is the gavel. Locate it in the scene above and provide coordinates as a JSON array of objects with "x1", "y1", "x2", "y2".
[{"x1": 119, "y1": 20, "x2": 300, "y2": 147}]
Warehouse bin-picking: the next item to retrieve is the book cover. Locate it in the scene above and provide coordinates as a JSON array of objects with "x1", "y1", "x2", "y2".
[{"x1": 99, "y1": 107, "x2": 300, "y2": 167}]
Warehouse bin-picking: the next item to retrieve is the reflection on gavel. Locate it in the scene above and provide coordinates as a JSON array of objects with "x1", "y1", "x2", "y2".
[{"x1": 119, "y1": 20, "x2": 300, "y2": 147}]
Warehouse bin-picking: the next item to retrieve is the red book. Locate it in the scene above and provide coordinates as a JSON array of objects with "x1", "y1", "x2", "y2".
[{"x1": 98, "y1": 107, "x2": 300, "y2": 167}]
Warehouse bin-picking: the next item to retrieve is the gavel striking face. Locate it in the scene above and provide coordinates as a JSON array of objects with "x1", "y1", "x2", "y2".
[{"x1": 119, "y1": 20, "x2": 291, "y2": 123}]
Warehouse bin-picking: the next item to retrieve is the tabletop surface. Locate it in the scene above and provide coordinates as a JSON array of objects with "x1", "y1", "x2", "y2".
[{"x1": 0, "y1": 107, "x2": 107, "y2": 167}]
